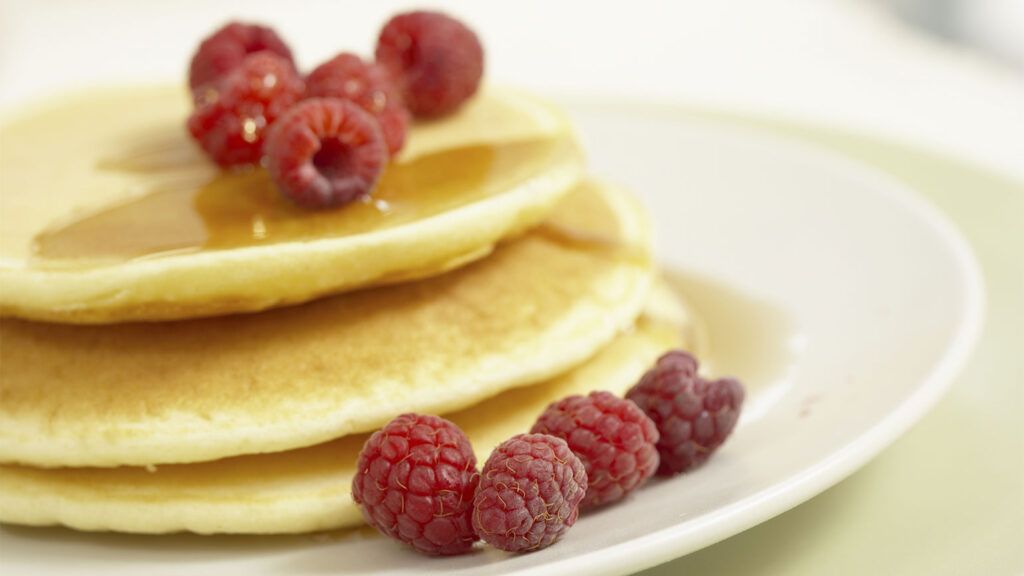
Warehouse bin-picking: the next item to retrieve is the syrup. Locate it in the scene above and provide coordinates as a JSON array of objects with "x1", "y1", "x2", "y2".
[
  {"x1": 31, "y1": 139, "x2": 574, "y2": 264},
  {"x1": 664, "y1": 270, "x2": 801, "y2": 421}
]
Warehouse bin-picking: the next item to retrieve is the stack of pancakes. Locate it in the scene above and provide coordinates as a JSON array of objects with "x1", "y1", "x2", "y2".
[{"x1": 0, "y1": 86, "x2": 701, "y2": 534}]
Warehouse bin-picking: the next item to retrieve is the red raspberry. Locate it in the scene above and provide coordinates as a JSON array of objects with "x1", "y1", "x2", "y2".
[
  {"x1": 264, "y1": 98, "x2": 388, "y2": 209},
  {"x1": 626, "y1": 351, "x2": 745, "y2": 476},
  {"x1": 187, "y1": 52, "x2": 304, "y2": 167},
  {"x1": 375, "y1": 10, "x2": 484, "y2": 117},
  {"x1": 473, "y1": 434, "x2": 587, "y2": 553},
  {"x1": 305, "y1": 53, "x2": 410, "y2": 156},
  {"x1": 188, "y1": 21, "x2": 295, "y2": 90},
  {"x1": 531, "y1": 391, "x2": 659, "y2": 509},
  {"x1": 351, "y1": 413, "x2": 480, "y2": 556}
]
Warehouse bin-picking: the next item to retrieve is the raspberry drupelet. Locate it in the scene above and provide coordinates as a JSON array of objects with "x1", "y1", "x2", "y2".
[
  {"x1": 626, "y1": 350, "x2": 745, "y2": 475},
  {"x1": 305, "y1": 52, "x2": 410, "y2": 156},
  {"x1": 375, "y1": 10, "x2": 484, "y2": 117},
  {"x1": 187, "y1": 52, "x2": 304, "y2": 167},
  {"x1": 188, "y1": 21, "x2": 294, "y2": 91},
  {"x1": 473, "y1": 434, "x2": 587, "y2": 553},
  {"x1": 531, "y1": 391, "x2": 659, "y2": 509},
  {"x1": 264, "y1": 98, "x2": 388, "y2": 209},
  {"x1": 351, "y1": 413, "x2": 480, "y2": 556}
]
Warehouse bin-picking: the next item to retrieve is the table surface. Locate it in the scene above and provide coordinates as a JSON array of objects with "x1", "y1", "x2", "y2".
[{"x1": 638, "y1": 111, "x2": 1024, "y2": 576}]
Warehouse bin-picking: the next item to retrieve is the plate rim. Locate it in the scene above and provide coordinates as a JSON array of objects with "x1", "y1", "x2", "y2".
[
  {"x1": 515, "y1": 97, "x2": 986, "y2": 576},
  {"x1": 0, "y1": 100, "x2": 986, "y2": 576}
]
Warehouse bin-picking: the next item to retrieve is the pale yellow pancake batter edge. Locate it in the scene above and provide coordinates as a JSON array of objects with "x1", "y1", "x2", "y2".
[
  {"x1": 0, "y1": 281, "x2": 697, "y2": 534},
  {"x1": 0, "y1": 181, "x2": 654, "y2": 468},
  {"x1": 0, "y1": 87, "x2": 582, "y2": 324},
  {"x1": 0, "y1": 159, "x2": 583, "y2": 324}
]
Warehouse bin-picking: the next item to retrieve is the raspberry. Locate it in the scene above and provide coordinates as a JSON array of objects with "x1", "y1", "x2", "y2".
[
  {"x1": 531, "y1": 391, "x2": 659, "y2": 509},
  {"x1": 264, "y1": 98, "x2": 388, "y2": 209},
  {"x1": 187, "y1": 52, "x2": 304, "y2": 167},
  {"x1": 473, "y1": 434, "x2": 587, "y2": 553},
  {"x1": 188, "y1": 21, "x2": 295, "y2": 90},
  {"x1": 375, "y1": 10, "x2": 484, "y2": 117},
  {"x1": 626, "y1": 351, "x2": 745, "y2": 476},
  {"x1": 304, "y1": 52, "x2": 410, "y2": 156},
  {"x1": 351, "y1": 413, "x2": 480, "y2": 556}
]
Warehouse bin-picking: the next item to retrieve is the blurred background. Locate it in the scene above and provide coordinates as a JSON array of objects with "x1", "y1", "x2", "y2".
[
  {"x1": 1, "y1": 0, "x2": 1022, "y2": 179},
  {"x1": 885, "y1": 0, "x2": 1022, "y2": 67}
]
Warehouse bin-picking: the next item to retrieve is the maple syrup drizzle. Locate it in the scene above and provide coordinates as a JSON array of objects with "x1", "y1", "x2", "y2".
[{"x1": 33, "y1": 139, "x2": 569, "y2": 263}]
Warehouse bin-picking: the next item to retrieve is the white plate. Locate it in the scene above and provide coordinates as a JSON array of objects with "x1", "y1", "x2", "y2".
[{"x1": 0, "y1": 101, "x2": 982, "y2": 575}]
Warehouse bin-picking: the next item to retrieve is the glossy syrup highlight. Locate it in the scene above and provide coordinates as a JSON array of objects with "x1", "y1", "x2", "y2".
[{"x1": 33, "y1": 139, "x2": 566, "y2": 264}]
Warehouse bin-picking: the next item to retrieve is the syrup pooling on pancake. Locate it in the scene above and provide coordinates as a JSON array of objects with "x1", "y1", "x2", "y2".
[
  {"x1": 32, "y1": 139, "x2": 574, "y2": 264},
  {"x1": 0, "y1": 86, "x2": 583, "y2": 323},
  {"x1": 0, "y1": 181, "x2": 654, "y2": 468},
  {"x1": 0, "y1": 86, "x2": 572, "y2": 264}
]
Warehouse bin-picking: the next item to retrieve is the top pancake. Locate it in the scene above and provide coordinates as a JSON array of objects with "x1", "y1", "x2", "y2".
[
  {"x1": 0, "y1": 180, "x2": 654, "y2": 468},
  {"x1": 0, "y1": 86, "x2": 582, "y2": 323}
]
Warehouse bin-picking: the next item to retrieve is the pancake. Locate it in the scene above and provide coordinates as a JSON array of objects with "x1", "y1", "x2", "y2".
[
  {"x1": 0, "y1": 86, "x2": 582, "y2": 324},
  {"x1": 0, "y1": 180, "x2": 653, "y2": 468},
  {"x1": 0, "y1": 281, "x2": 698, "y2": 534}
]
